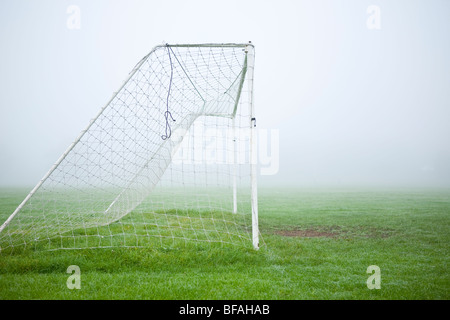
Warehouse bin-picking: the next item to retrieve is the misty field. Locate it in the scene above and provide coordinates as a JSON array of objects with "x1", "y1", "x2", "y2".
[{"x1": 0, "y1": 187, "x2": 449, "y2": 299}]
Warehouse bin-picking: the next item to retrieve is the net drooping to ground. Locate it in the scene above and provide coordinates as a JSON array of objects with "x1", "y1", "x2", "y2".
[{"x1": 0, "y1": 43, "x2": 259, "y2": 253}]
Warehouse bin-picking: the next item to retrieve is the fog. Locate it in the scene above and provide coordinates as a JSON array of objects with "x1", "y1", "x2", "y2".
[{"x1": 0, "y1": 0, "x2": 449, "y2": 188}]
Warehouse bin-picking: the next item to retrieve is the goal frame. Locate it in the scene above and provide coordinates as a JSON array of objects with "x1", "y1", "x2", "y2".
[{"x1": 0, "y1": 42, "x2": 259, "y2": 250}]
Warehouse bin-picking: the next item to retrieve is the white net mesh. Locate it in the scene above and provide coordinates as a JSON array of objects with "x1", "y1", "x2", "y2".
[{"x1": 0, "y1": 43, "x2": 259, "y2": 253}]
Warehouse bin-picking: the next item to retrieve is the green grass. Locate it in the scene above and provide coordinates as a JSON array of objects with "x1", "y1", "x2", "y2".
[{"x1": 0, "y1": 187, "x2": 449, "y2": 299}]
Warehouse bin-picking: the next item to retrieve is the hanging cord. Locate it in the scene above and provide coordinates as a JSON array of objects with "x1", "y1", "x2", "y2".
[{"x1": 161, "y1": 44, "x2": 176, "y2": 140}]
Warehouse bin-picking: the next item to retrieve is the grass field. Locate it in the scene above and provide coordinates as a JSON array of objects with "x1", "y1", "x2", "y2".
[{"x1": 0, "y1": 187, "x2": 449, "y2": 299}]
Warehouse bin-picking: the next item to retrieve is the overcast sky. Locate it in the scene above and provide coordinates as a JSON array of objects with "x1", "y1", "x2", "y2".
[{"x1": 0, "y1": 0, "x2": 449, "y2": 188}]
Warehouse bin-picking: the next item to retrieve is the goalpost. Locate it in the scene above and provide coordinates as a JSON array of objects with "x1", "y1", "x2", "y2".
[{"x1": 0, "y1": 43, "x2": 259, "y2": 252}]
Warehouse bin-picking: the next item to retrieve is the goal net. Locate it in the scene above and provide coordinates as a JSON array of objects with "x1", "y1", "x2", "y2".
[{"x1": 0, "y1": 43, "x2": 259, "y2": 253}]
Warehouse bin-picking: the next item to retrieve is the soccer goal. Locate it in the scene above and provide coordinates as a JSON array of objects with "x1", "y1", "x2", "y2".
[{"x1": 0, "y1": 43, "x2": 260, "y2": 253}]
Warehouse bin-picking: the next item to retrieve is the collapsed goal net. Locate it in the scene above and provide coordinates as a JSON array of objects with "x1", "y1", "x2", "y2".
[{"x1": 0, "y1": 43, "x2": 259, "y2": 253}]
